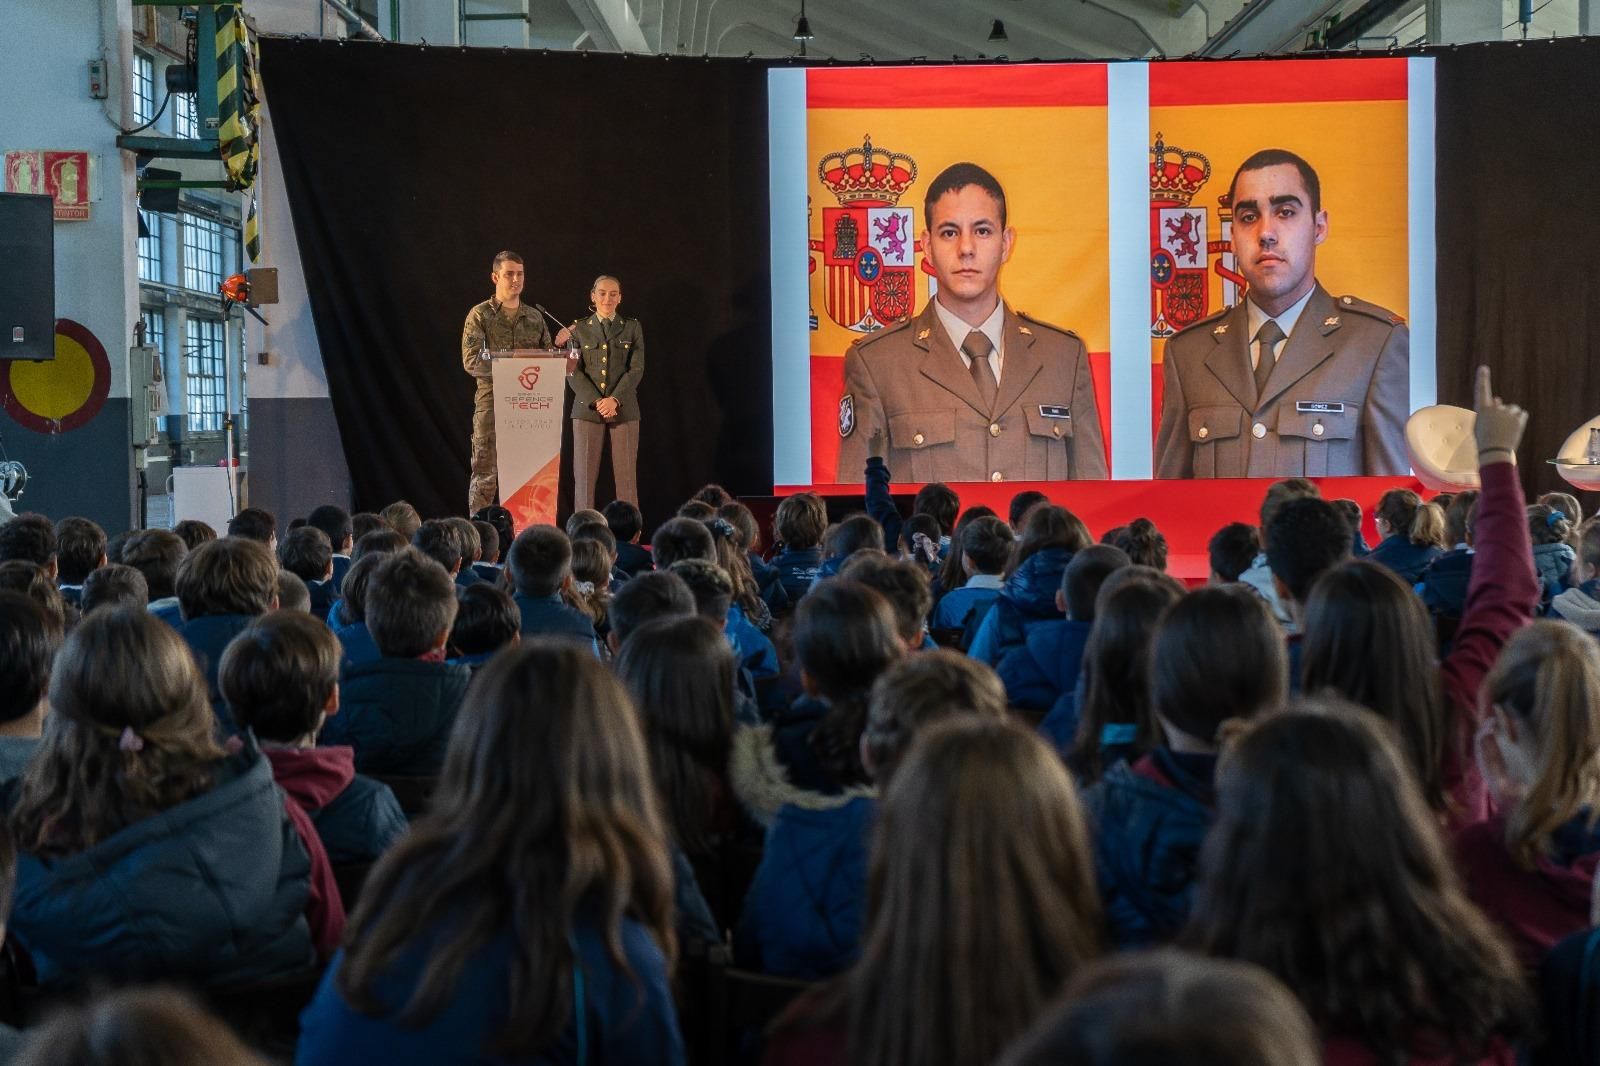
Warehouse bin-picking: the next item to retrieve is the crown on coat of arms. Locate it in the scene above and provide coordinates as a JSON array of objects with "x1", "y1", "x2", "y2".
[
  {"x1": 817, "y1": 135, "x2": 918, "y2": 206},
  {"x1": 1149, "y1": 133, "x2": 1212, "y2": 206}
]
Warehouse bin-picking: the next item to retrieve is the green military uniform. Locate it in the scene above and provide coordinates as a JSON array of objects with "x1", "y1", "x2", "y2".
[
  {"x1": 565, "y1": 313, "x2": 645, "y2": 510},
  {"x1": 461, "y1": 297, "x2": 550, "y2": 512}
]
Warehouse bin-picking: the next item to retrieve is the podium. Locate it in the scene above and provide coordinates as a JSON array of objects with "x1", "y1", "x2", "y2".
[{"x1": 485, "y1": 348, "x2": 576, "y2": 532}]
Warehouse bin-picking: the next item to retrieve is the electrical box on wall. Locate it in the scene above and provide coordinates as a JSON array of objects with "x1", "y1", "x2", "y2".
[
  {"x1": 87, "y1": 58, "x2": 108, "y2": 99},
  {"x1": 128, "y1": 345, "x2": 167, "y2": 446}
]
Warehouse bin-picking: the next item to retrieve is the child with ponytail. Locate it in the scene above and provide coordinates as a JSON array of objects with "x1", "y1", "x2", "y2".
[{"x1": 1455, "y1": 620, "x2": 1600, "y2": 966}]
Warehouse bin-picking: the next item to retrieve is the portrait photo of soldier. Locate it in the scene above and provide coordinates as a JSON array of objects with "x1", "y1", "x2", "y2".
[
  {"x1": 834, "y1": 161, "x2": 1109, "y2": 485},
  {"x1": 1154, "y1": 148, "x2": 1410, "y2": 479}
]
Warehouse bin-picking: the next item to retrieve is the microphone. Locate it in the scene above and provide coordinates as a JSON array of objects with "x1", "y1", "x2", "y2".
[{"x1": 534, "y1": 304, "x2": 574, "y2": 331}]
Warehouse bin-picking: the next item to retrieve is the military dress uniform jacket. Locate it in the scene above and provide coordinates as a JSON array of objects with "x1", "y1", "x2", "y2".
[
  {"x1": 567, "y1": 315, "x2": 644, "y2": 424},
  {"x1": 1153, "y1": 284, "x2": 1409, "y2": 479},
  {"x1": 460, "y1": 299, "x2": 551, "y2": 387},
  {"x1": 834, "y1": 300, "x2": 1108, "y2": 484}
]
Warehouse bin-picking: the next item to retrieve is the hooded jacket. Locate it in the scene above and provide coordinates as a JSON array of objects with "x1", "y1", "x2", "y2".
[
  {"x1": 1454, "y1": 811, "x2": 1600, "y2": 968},
  {"x1": 1533, "y1": 541, "x2": 1577, "y2": 606},
  {"x1": 1082, "y1": 748, "x2": 1218, "y2": 949},
  {"x1": 995, "y1": 618, "x2": 1092, "y2": 712},
  {"x1": 322, "y1": 658, "x2": 472, "y2": 776},
  {"x1": 1551, "y1": 579, "x2": 1600, "y2": 633},
  {"x1": 966, "y1": 547, "x2": 1073, "y2": 666},
  {"x1": 9, "y1": 745, "x2": 315, "y2": 990},
  {"x1": 1367, "y1": 534, "x2": 1444, "y2": 586},
  {"x1": 265, "y1": 745, "x2": 407, "y2": 865},
  {"x1": 736, "y1": 796, "x2": 875, "y2": 981}
]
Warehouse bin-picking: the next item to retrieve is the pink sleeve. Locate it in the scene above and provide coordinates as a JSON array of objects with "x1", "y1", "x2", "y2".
[{"x1": 1439, "y1": 460, "x2": 1538, "y2": 720}]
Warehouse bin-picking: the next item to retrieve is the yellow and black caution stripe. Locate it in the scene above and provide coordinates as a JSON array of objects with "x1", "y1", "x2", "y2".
[
  {"x1": 245, "y1": 194, "x2": 261, "y2": 262},
  {"x1": 215, "y1": 4, "x2": 263, "y2": 200}
]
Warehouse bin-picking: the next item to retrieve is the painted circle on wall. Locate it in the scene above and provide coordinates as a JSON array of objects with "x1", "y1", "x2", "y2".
[{"x1": 0, "y1": 318, "x2": 111, "y2": 433}]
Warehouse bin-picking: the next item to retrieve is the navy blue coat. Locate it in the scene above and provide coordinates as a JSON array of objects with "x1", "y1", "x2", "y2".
[
  {"x1": 307, "y1": 578, "x2": 339, "y2": 621},
  {"x1": 995, "y1": 618, "x2": 1092, "y2": 712},
  {"x1": 1367, "y1": 534, "x2": 1444, "y2": 585},
  {"x1": 176, "y1": 612, "x2": 256, "y2": 734},
  {"x1": 749, "y1": 551, "x2": 790, "y2": 616},
  {"x1": 1082, "y1": 749, "x2": 1218, "y2": 949},
  {"x1": 736, "y1": 796, "x2": 875, "y2": 980},
  {"x1": 967, "y1": 547, "x2": 1073, "y2": 666},
  {"x1": 330, "y1": 554, "x2": 351, "y2": 592},
  {"x1": 1418, "y1": 547, "x2": 1474, "y2": 618},
  {"x1": 322, "y1": 658, "x2": 473, "y2": 776},
  {"x1": 10, "y1": 745, "x2": 314, "y2": 990},
  {"x1": 770, "y1": 547, "x2": 823, "y2": 606},
  {"x1": 512, "y1": 592, "x2": 596, "y2": 646},
  {"x1": 615, "y1": 540, "x2": 654, "y2": 578},
  {"x1": 297, "y1": 911, "x2": 684, "y2": 1065},
  {"x1": 335, "y1": 621, "x2": 382, "y2": 670}
]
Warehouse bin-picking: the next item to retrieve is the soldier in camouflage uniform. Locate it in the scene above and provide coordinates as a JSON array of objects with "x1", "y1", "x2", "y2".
[{"x1": 460, "y1": 251, "x2": 550, "y2": 513}]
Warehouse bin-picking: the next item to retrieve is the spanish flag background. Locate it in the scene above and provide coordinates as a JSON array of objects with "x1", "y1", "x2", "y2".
[
  {"x1": 1147, "y1": 58, "x2": 1412, "y2": 423},
  {"x1": 805, "y1": 66, "x2": 1112, "y2": 487}
]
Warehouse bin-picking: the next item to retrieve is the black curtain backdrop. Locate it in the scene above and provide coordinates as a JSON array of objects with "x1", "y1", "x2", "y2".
[
  {"x1": 1435, "y1": 37, "x2": 1600, "y2": 506},
  {"x1": 260, "y1": 38, "x2": 772, "y2": 525},
  {"x1": 263, "y1": 37, "x2": 1600, "y2": 524}
]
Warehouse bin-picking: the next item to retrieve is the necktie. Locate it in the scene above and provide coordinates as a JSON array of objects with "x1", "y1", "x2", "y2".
[
  {"x1": 963, "y1": 330, "x2": 998, "y2": 409},
  {"x1": 1254, "y1": 319, "x2": 1286, "y2": 401}
]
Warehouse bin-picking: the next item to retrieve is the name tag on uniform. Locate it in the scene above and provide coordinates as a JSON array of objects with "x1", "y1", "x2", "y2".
[
  {"x1": 1039, "y1": 405, "x2": 1072, "y2": 419},
  {"x1": 1296, "y1": 401, "x2": 1346, "y2": 414}
]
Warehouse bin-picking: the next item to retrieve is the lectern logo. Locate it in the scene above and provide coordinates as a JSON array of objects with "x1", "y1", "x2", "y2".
[{"x1": 518, "y1": 365, "x2": 541, "y2": 390}]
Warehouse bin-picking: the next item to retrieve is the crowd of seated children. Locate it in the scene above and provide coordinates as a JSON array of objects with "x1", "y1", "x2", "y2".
[
  {"x1": 318, "y1": 549, "x2": 470, "y2": 777},
  {"x1": 1206, "y1": 521, "x2": 1260, "y2": 585},
  {"x1": 1419, "y1": 489, "x2": 1479, "y2": 623},
  {"x1": 304, "y1": 504, "x2": 353, "y2": 590},
  {"x1": 120, "y1": 528, "x2": 186, "y2": 626},
  {"x1": 1551, "y1": 518, "x2": 1600, "y2": 633},
  {"x1": 172, "y1": 517, "x2": 218, "y2": 552},
  {"x1": 1301, "y1": 381, "x2": 1536, "y2": 828},
  {"x1": 1053, "y1": 567, "x2": 1183, "y2": 779},
  {"x1": 280, "y1": 526, "x2": 336, "y2": 618},
  {"x1": 1529, "y1": 502, "x2": 1578, "y2": 609},
  {"x1": 768, "y1": 493, "x2": 827, "y2": 606},
  {"x1": 603, "y1": 498, "x2": 653, "y2": 577},
  {"x1": 999, "y1": 544, "x2": 1131, "y2": 717},
  {"x1": 445, "y1": 581, "x2": 520, "y2": 670},
  {"x1": 1086, "y1": 584, "x2": 1288, "y2": 948},
  {"x1": 614, "y1": 615, "x2": 736, "y2": 941},
  {"x1": 173, "y1": 536, "x2": 280, "y2": 732},
  {"x1": 0, "y1": 593, "x2": 58, "y2": 784},
  {"x1": 79, "y1": 562, "x2": 145, "y2": 615},
  {"x1": 1237, "y1": 477, "x2": 1318, "y2": 628},
  {"x1": 968, "y1": 504, "x2": 1093, "y2": 666},
  {"x1": 220, "y1": 611, "x2": 406, "y2": 870},
  {"x1": 1454, "y1": 620, "x2": 1600, "y2": 967},
  {"x1": 2, "y1": 364, "x2": 1599, "y2": 1062},
  {"x1": 733, "y1": 582, "x2": 901, "y2": 979},
  {"x1": 1109, "y1": 517, "x2": 1168, "y2": 572},
  {"x1": 1184, "y1": 702, "x2": 1532, "y2": 1065},
  {"x1": 7, "y1": 609, "x2": 320, "y2": 990},
  {"x1": 928, "y1": 514, "x2": 1011, "y2": 641},
  {"x1": 296, "y1": 642, "x2": 685, "y2": 1064},
  {"x1": 764, "y1": 717, "x2": 1102, "y2": 1066},
  {"x1": 505, "y1": 525, "x2": 596, "y2": 645},
  {"x1": 1367, "y1": 488, "x2": 1448, "y2": 584},
  {"x1": 51, "y1": 516, "x2": 104, "y2": 610}
]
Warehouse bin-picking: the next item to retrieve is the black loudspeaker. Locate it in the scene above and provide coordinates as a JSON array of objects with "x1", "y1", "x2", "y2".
[{"x1": 0, "y1": 193, "x2": 55, "y2": 362}]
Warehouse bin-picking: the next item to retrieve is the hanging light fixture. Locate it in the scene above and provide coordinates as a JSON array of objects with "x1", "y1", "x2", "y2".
[
  {"x1": 793, "y1": 0, "x2": 815, "y2": 40},
  {"x1": 988, "y1": 18, "x2": 1007, "y2": 42}
]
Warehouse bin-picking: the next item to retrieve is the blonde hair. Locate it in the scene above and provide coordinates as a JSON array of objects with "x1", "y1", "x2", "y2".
[{"x1": 1484, "y1": 621, "x2": 1600, "y2": 870}]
